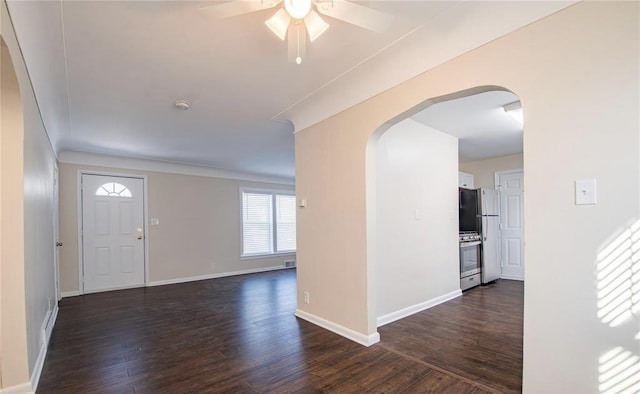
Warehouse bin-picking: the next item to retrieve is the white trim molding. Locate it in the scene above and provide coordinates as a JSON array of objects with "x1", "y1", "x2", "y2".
[
  {"x1": 61, "y1": 290, "x2": 80, "y2": 298},
  {"x1": 29, "y1": 303, "x2": 59, "y2": 393},
  {"x1": 63, "y1": 266, "x2": 295, "y2": 295},
  {"x1": 500, "y1": 275, "x2": 524, "y2": 281},
  {"x1": 148, "y1": 265, "x2": 293, "y2": 287},
  {"x1": 376, "y1": 289, "x2": 462, "y2": 327},
  {"x1": 0, "y1": 383, "x2": 33, "y2": 394},
  {"x1": 294, "y1": 309, "x2": 380, "y2": 347},
  {"x1": 59, "y1": 151, "x2": 295, "y2": 185}
]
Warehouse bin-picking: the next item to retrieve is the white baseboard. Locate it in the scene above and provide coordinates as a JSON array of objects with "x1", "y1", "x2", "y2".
[
  {"x1": 83, "y1": 284, "x2": 146, "y2": 295},
  {"x1": 3, "y1": 303, "x2": 61, "y2": 394},
  {"x1": 0, "y1": 383, "x2": 33, "y2": 394},
  {"x1": 294, "y1": 309, "x2": 380, "y2": 347},
  {"x1": 500, "y1": 275, "x2": 524, "y2": 281},
  {"x1": 30, "y1": 303, "x2": 59, "y2": 392},
  {"x1": 61, "y1": 290, "x2": 80, "y2": 298},
  {"x1": 148, "y1": 265, "x2": 292, "y2": 287},
  {"x1": 376, "y1": 289, "x2": 462, "y2": 327}
]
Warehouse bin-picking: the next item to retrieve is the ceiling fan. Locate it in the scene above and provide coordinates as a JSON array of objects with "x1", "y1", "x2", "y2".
[{"x1": 202, "y1": 0, "x2": 393, "y2": 64}]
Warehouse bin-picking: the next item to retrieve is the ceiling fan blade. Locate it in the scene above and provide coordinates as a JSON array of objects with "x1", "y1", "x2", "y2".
[
  {"x1": 265, "y1": 8, "x2": 291, "y2": 40},
  {"x1": 315, "y1": 0, "x2": 393, "y2": 33},
  {"x1": 304, "y1": 10, "x2": 329, "y2": 42},
  {"x1": 201, "y1": 0, "x2": 281, "y2": 19},
  {"x1": 287, "y1": 23, "x2": 307, "y2": 64}
]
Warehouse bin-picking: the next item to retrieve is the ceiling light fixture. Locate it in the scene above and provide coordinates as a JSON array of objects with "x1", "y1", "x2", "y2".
[
  {"x1": 284, "y1": 0, "x2": 311, "y2": 19},
  {"x1": 265, "y1": 0, "x2": 330, "y2": 65},
  {"x1": 503, "y1": 101, "x2": 523, "y2": 125},
  {"x1": 203, "y1": 0, "x2": 393, "y2": 64}
]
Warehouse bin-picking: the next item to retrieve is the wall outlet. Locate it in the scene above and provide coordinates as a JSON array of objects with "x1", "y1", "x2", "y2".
[
  {"x1": 303, "y1": 291, "x2": 310, "y2": 304},
  {"x1": 284, "y1": 260, "x2": 296, "y2": 268}
]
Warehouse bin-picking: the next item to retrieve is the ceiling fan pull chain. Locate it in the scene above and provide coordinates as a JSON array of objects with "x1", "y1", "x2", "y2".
[{"x1": 296, "y1": 24, "x2": 302, "y2": 64}]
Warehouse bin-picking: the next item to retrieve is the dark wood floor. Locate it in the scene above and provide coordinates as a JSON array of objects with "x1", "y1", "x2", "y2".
[{"x1": 38, "y1": 270, "x2": 523, "y2": 393}]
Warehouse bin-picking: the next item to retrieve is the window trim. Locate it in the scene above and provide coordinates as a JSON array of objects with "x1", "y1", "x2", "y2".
[{"x1": 239, "y1": 187, "x2": 296, "y2": 259}]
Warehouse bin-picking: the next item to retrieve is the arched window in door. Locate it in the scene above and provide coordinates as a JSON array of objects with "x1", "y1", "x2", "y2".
[{"x1": 95, "y1": 182, "x2": 132, "y2": 197}]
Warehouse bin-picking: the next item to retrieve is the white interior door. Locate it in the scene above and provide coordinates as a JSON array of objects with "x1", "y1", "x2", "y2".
[
  {"x1": 497, "y1": 171, "x2": 525, "y2": 280},
  {"x1": 82, "y1": 174, "x2": 145, "y2": 293},
  {"x1": 54, "y1": 166, "x2": 61, "y2": 301}
]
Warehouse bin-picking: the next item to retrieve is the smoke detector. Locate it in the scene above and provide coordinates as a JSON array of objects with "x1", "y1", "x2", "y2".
[{"x1": 174, "y1": 100, "x2": 190, "y2": 111}]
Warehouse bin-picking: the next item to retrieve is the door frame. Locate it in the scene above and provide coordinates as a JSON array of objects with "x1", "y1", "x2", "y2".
[
  {"x1": 494, "y1": 168, "x2": 525, "y2": 281},
  {"x1": 77, "y1": 170, "x2": 149, "y2": 295},
  {"x1": 54, "y1": 164, "x2": 61, "y2": 301}
]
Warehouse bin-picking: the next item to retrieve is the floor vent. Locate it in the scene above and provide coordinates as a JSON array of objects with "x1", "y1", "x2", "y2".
[{"x1": 284, "y1": 260, "x2": 296, "y2": 268}]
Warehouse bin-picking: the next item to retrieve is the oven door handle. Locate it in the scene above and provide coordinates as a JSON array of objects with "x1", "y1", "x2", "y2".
[{"x1": 460, "y1": 241, "x2": 481, "y2": 247}]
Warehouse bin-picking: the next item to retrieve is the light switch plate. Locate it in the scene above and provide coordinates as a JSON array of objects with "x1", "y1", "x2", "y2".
[
  {"x1": 575, "y1": 179, "x2": 597, "y2": 205},
  {"x1": 150, "y1": 218, "x2": 160, "y2": 226}
]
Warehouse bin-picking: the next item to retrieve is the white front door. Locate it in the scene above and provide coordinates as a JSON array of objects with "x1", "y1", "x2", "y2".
[
  {"x1": 497, "y1": 171, "x2": 525, "y2": 280},
  {"x1": 82, "y1": 174, "x2": 145, "y2": 293}
]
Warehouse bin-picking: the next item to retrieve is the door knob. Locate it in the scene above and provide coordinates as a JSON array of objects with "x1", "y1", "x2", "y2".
[
  {"x1": 137, "y1": 235, "x2": 143, "y2": 240},
  {"x1": 56, "y1": 241, "x2": 63, "y2": 247}
]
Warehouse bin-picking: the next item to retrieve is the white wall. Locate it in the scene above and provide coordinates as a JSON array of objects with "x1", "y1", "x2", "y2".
[
  {"x1": 57, "y1": 158, "x2": 295, "y2": 293},
  {"x1": 459, "y1": 153, "x2": 523, "y2": 189},
  {"x1": 375, "y1": 119, "x2": 459, "y2": 323},
  {"x1": 295, "y1": 2, "x2": 639, "y2": 392},
  {"x1": 23, "y1": 83, "x2": 57, "y2": 380},
  {"x1": 1, "y1": 1, "x2": 58, "y2": 390}
]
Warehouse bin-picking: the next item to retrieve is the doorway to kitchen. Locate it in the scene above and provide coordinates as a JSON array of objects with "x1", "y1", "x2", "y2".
[{"x1": 367, "y1": 86, "x2": 525, "y2": 392}]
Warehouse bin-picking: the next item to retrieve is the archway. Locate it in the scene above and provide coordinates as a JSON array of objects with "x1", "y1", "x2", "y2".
[
  {"x1": 365, "y1": 85, "x2": 525, "y2": 391},
  {"x1": 0, "y1": 32, "x2": 31, "y2": 389},
  {"x1": 294, "y1": 6, "x2": 639, "y2": 391}
]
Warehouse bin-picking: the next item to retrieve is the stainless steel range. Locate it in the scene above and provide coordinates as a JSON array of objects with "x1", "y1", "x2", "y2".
[{"x1": 459, "y1": 231, "x2": 481, "y2": 291}]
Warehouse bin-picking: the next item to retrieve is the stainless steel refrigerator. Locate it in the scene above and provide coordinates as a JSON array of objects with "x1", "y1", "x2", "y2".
[{"x1": 478, "y1": 189, "x2": 501, "y2": 284}]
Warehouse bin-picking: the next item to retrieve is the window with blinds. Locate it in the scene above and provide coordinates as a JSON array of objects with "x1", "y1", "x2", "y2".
[
  {"x1": 241, "y1": 189, "x2": 296, "y2": 257},
  {"x1": 276, "y1": 194, "x2": 296, "y2": 252}
]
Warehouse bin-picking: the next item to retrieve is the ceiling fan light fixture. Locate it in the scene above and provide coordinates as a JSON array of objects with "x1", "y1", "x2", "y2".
[
  {"x1": 304, "y1": 10, "x2": 329, "y2": 42},
  {"x1": 265, "y1": 8, "x2": 290, "y2": 40},
  {"x1": 284, "y1": 0, "x2": 312, "y2": 19}
]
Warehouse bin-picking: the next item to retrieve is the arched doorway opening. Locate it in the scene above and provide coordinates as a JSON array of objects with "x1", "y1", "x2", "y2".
[{"x1": 366, "y1": 85, "x2": 525, "y2": 392}]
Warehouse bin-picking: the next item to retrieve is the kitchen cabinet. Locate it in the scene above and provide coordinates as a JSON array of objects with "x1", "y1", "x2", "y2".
[{"x1": 458, "y1": 172, "x2": 475, "y2": 189}]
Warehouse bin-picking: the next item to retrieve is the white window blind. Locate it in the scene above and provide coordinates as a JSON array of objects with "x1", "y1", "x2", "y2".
[
  {"x1": 241, "y1": 189, "x2": 296, "y2": 257},
  {"x1": 242, "y1": 192, "x2": 273, "y2": 255},
  {"x1": 276, "y1": 194, "x2": 296, "y2": 252}
]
